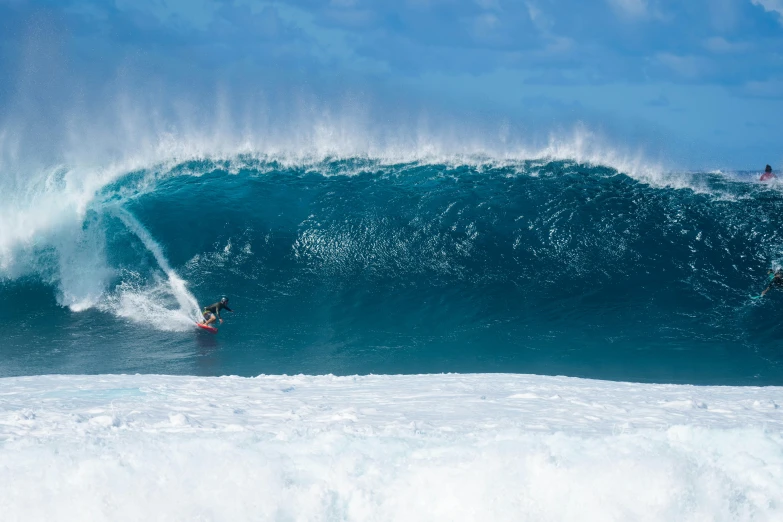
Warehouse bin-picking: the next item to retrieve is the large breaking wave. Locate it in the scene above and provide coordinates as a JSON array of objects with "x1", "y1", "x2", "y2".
[{"x1": 1, "y1": 151, "x2": 782, "y2": 383}]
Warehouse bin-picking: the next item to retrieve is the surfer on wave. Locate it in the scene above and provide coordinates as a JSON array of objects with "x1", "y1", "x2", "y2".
[
  {"x1": 760, "y1": 165, "x2": 776, "y2": 182},
  {"x1": 201, "y1": 297, "x2": 233, "y2": 326}
]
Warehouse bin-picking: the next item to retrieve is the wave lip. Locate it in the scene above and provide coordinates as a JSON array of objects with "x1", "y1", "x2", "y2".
[
  {"x1": 0, "y1": 123, "x2": 671, "y2": 272},
  {"x1": 1, "y1": 373, "x2": 781, "y2": 521}
]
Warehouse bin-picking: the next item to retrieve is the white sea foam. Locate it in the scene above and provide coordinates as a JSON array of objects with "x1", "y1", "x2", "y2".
[
  {"x1": 110, "y1": 208, "x2": 201, "y2": 325},
  {"x1": 0, "y1": 373, "x2": 781, "y2": 521},
  {"x1": 103, "y1": 274, "x2": 198, "y2": 332}
]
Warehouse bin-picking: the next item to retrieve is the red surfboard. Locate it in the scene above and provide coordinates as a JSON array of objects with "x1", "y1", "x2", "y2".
[{"x1": 196, "y1": 322, "x2": 218, "y2": 333}]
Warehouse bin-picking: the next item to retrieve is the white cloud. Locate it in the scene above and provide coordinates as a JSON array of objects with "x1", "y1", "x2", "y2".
[
  {"x1": 471, "y1": 12, "x2": 502, "y2": 42},
  {"x1": 741, "y1": 78, "x2": 783, "y2": 98},
  {"x1": 752, "y1": 0, "x2": 783, "y2": 22},
  {"x1": 607, "y1": 0, "x2": 648, "y2": 18},
  {"x1": 114, "y1": 0, "x2": 219, "y2": 30},
  {"x1": 656, "y1": 53, "x2": 713, "y2": 80},
  {"x1": 702, "y1": 37, "x2": 751, "y2": 53},
  {"x1": 525, "y1": 2, "x2": 553, "y2": 31},
  {"x1": 474, "y1": 0, "x2": 502, "y2": 10}
]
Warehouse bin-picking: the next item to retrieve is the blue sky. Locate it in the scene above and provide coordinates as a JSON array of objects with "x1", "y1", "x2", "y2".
[{"x1": 0, "y1": 0, "x2": 781, "y2": 168}]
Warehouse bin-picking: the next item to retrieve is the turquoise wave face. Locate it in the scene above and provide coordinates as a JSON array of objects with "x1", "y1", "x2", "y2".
[{"x1": 2, "y1": 157, "x2": 783, "y2": 383}]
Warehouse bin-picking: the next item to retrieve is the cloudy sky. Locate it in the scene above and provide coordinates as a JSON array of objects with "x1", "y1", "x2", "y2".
[{"x1": 0, "y1": 0, "x2": 781, "y2": 168}]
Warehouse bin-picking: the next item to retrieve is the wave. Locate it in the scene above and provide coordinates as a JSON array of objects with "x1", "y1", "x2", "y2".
[{"x1": 2, "y1": 153, "x2": 783, "y2": 382}]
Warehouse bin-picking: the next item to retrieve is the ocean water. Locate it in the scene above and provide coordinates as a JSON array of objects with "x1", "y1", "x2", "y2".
[
  {"x1": 1, "y1": 155, "x2": 782, "y2": 384},
  {"x1": 3, "y1": 152, "x2": 783, "y2": 520}
]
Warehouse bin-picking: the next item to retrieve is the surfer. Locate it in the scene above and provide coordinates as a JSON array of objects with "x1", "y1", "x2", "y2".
[
  {"x1": 760, "y1": 270, "x2": 783, "y2": 297},
  {"x1": 201, "y1": 297, "x2": 234, "y2": 326},
  {"x1": 760, "y1": 165, "x2": 776, "y2": 182}
]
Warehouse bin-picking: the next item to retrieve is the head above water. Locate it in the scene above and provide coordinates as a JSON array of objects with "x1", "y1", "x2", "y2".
[
  {"x1": 221, "y1": 297, "x2": 228, "y2": 304},
  {"x1": 766, "y1": 165, "x2": 773, "y2": 173}
]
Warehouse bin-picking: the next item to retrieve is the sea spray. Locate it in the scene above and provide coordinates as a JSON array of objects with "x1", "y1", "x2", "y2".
[{"x1": 111, "y1": 206, "x2": 201, "y2": 327}]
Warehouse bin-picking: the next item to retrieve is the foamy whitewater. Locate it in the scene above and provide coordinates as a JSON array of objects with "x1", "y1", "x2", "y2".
[{"x1": 1, "y1": 373, "x2": 781, "y2": 521}]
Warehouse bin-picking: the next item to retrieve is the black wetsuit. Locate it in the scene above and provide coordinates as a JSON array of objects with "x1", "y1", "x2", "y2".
[{"x1": 203, "y1": 302, "x2": 233, "y2": 319}]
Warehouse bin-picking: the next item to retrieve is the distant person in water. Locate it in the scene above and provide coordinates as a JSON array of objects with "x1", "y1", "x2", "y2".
[
  {"x1": 760, "y1": 165, "x2": 776, "y2": 181},
  {"x1": 201, "y1": 297, "x2": 233, "y2": 326},
  {"x1": 761, "y1": 270, "x2": 783, "y2": 297}
]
